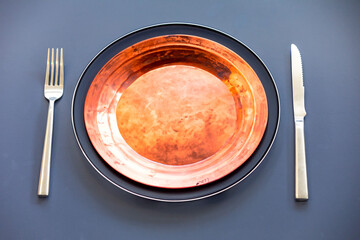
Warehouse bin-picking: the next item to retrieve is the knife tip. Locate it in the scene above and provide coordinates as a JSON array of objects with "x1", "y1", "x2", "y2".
[{"x1": 291, "y1": 44, "x2": 298, "y2": 51}]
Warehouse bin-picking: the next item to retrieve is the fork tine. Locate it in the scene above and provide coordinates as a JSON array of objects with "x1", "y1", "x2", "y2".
[
  {"x1": 50, "y1": 48, "x2": 54, "y2": 85},
  {"x1": 45, "y1": 49, "x2": 50, "y2": 86},
  {"x1": 59, "y1": 48, "x2": 64, "y2": 87},
  {"x1": 55, "y1": 48, "x2": 59, "y2": 85}
]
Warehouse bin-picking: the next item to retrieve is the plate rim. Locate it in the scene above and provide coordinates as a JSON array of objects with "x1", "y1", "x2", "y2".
[{"x1": 71, "y1": 22, "x2": 280, "y2": 202}]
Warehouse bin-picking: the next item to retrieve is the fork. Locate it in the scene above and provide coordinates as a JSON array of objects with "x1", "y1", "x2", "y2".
[{"x1": 38, "y1": 48, "x2": 64, "y2": 197}]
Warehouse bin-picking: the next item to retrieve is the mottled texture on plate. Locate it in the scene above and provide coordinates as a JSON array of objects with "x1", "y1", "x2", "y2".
[
  {"x1": 84, "y1": 35, "x2": 268, "y2": 188},
  {"x1": 116, "y1": 65, "x2": 237, "y2": 165}
]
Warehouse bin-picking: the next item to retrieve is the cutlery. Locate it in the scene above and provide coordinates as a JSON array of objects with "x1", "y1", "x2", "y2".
[
  {"x1": 291, "y1": 44, "x2": 308, "y2": 201},
  {"x1": 38, "y1": 48, "x2": 64, "y2": 197}
]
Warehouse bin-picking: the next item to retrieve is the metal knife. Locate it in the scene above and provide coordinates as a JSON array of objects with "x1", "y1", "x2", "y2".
[{"x1": 291, "y1": 44, "x2": 308, "y2": 201}]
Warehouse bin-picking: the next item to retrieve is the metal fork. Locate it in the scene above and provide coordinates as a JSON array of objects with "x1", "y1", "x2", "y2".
[{"x1": 38, "y1": 48, "x2": 64, "y2": 197}]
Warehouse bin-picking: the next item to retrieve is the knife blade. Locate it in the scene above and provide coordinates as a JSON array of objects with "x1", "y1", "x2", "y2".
[{"x1": 291, "y1": 44, "x2": 308, "y2": 201}]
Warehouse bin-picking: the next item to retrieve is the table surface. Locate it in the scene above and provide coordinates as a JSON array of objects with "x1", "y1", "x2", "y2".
[{"x1": 1, "y1": 0, "x2": 359, "y2": 239}]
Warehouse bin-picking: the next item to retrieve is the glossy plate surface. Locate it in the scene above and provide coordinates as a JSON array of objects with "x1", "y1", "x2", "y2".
[
  {"x1": 84, "y1": 35, "x2": 268, "y2": 188},
  {"x1": 72, "y1": 23, "x2": 279, "y2": 201}
]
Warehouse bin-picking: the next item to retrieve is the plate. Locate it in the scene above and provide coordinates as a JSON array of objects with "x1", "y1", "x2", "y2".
[
  {"x1": 84, "y1": 34, "x2": 268, "y2": 188},
  {"x1": 72, "y1": 23, "x2": 279, "y2": 201}
]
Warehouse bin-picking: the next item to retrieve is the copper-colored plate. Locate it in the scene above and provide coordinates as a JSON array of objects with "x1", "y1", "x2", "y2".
[{"x1": 84, "y1": 34, "x2": 268, "y2": 189}]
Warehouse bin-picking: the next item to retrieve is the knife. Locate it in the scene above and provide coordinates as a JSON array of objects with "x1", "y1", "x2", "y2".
[{"x1": 291, "y1": 44, "x2": 308, "y2": 201}]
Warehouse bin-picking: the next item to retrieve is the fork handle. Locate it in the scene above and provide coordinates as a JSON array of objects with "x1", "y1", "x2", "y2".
[
  {"x1": 295, "y1": 118, "x2": 308, "y2": 201},
  {"x1": 38, "y1": 100, "x2": 55, "y2": 197}
]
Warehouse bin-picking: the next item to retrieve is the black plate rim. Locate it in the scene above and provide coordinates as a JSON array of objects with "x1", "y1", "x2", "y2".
[{"x1": 71, "y1": 22, "x2": 280, "y2": 202}]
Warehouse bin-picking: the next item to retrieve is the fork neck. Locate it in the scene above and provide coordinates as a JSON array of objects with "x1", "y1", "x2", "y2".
[{"x1": 47, "y1": 99, "x2": 55, "y2": 112}]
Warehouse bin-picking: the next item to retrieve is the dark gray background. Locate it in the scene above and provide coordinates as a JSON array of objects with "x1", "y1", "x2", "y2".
[{"x1": 1, "y1": 0, "x2": 359, "y2": 239}]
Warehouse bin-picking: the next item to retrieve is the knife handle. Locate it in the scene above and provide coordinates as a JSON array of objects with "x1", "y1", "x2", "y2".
[{"x1": 295, "y1": 118, "x2": 308, "y2": 201}]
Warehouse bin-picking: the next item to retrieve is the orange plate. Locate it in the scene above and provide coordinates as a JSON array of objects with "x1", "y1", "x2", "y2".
[{"x1": 84, "y1": 35, "x2": 268, "y2": 189}]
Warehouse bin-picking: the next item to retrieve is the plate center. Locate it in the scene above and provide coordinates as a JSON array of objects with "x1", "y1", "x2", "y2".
[{"x1": 116, "y1": 64, "x2": 237, "y2": 165}]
